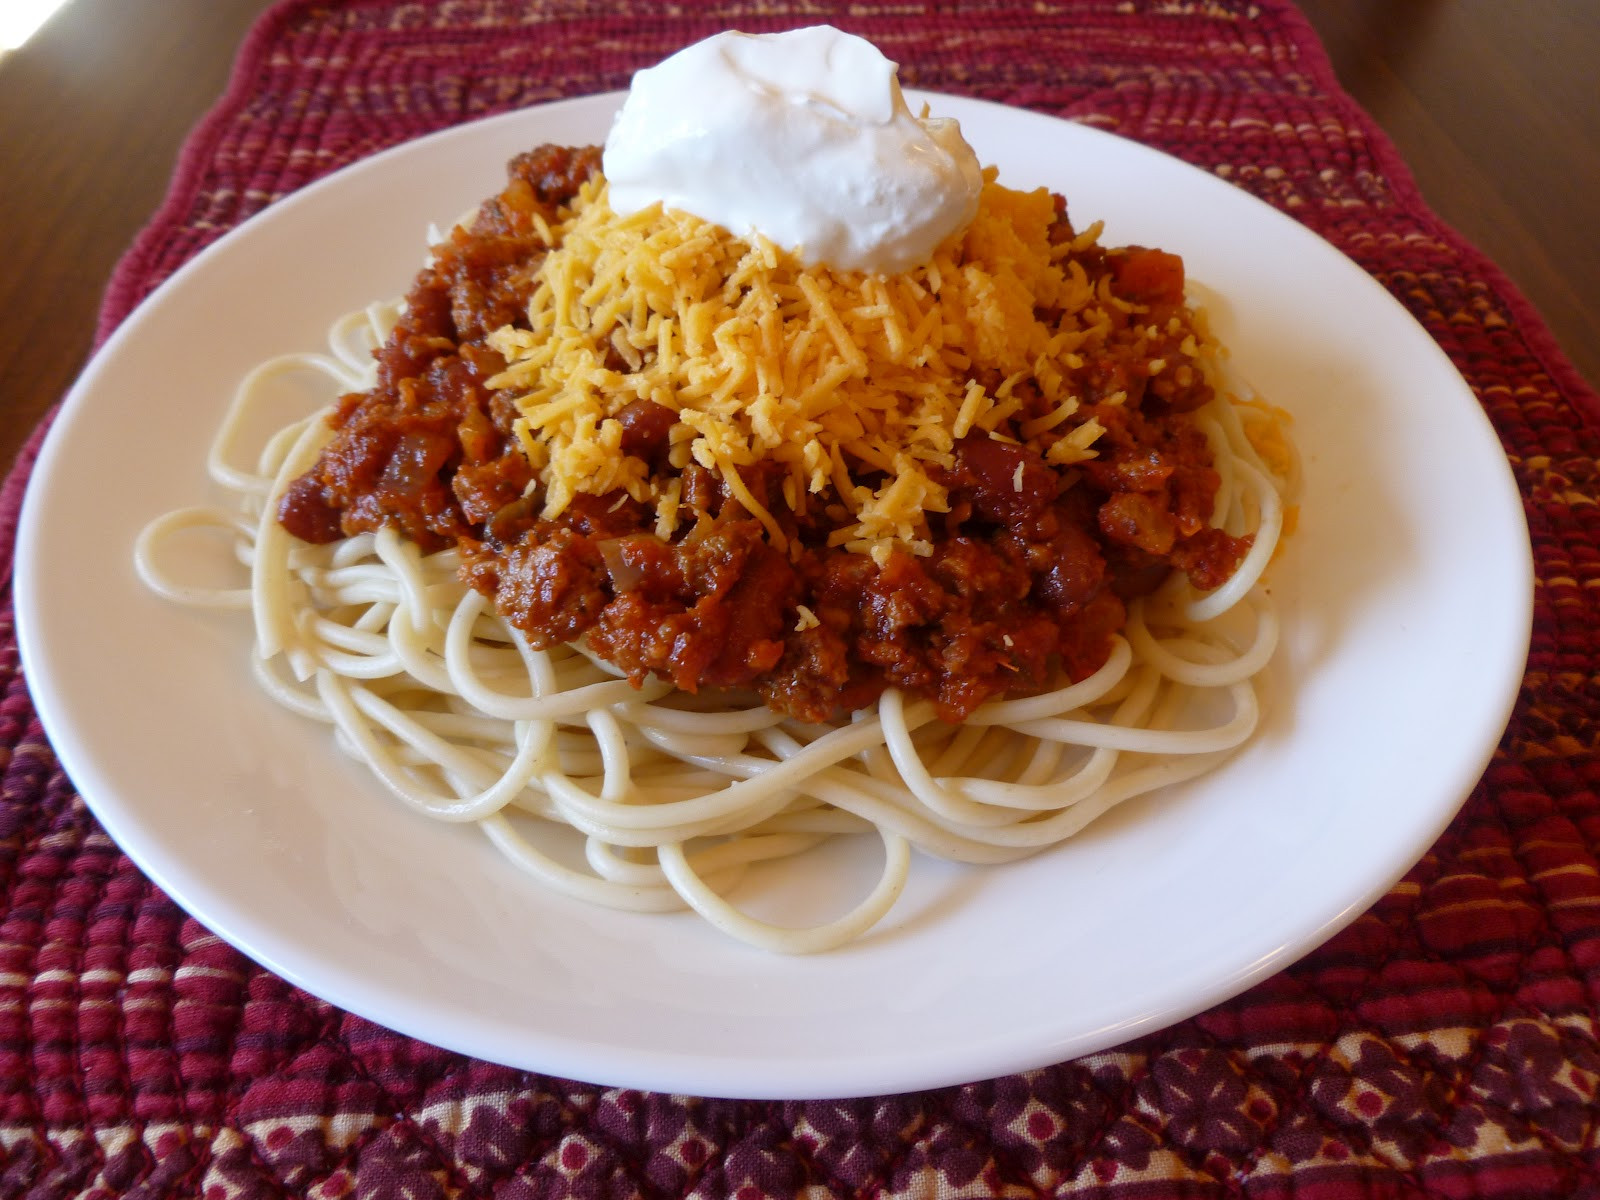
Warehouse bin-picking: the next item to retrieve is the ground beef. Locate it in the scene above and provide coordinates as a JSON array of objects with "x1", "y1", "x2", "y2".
[{"x1": 278, "y1": 144, "x2": 1250, "y2": 723}]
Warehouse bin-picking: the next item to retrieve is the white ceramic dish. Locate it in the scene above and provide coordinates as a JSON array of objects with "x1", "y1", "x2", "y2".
[{"x1": 15, "y1": 92, "x2": 1531, "y2": 1100}]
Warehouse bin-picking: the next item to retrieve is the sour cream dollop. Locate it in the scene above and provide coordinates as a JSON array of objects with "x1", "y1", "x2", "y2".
[{"x1": 601, "y1": 26, "x2": 984, "y2": 275}]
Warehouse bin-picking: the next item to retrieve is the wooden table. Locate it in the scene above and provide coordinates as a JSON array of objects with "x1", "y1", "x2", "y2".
[{"x1": 2, "y1": 0, "x2": 1597, "y2": 479}]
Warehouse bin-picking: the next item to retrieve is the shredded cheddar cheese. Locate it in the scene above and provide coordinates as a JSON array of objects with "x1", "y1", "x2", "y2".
[{"x1": 485, "y1": 170, "x2": 1169, "y2": 565}]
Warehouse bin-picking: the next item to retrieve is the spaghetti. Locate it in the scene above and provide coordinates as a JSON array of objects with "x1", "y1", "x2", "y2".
[{"x1": 136, "y1": 151, "x2": 1297, "y2": 954}]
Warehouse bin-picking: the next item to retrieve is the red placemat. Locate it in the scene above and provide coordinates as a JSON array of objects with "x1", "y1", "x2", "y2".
[{"x1": 4, "y1": 1, "x2": 1597, "y2": 1195}]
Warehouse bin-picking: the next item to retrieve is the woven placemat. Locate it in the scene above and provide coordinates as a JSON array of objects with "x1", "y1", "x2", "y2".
[{"x1": 5, "y1": 1, "x2": 1598, "y2": 1195}]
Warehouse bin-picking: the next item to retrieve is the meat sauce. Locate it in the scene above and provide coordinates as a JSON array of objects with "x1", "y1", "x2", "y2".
[{"x1": 278, "y1": 144, "x2": 1250, "y2": 723}]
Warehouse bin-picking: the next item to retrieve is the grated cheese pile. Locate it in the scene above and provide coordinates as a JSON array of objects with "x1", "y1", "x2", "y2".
[{"x1": 484, "y1": 169, "x2": 1189, "y2": 564}]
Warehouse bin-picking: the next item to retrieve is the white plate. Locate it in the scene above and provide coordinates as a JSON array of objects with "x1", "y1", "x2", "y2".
[{"x1": 16, "y1": 93, "x2": 1531, "y2": 1100}]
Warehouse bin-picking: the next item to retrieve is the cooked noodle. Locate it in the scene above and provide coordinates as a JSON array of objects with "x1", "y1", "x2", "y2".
[{"x1": 135, "y1": 290, "x2": 1293, "y2": 953}]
